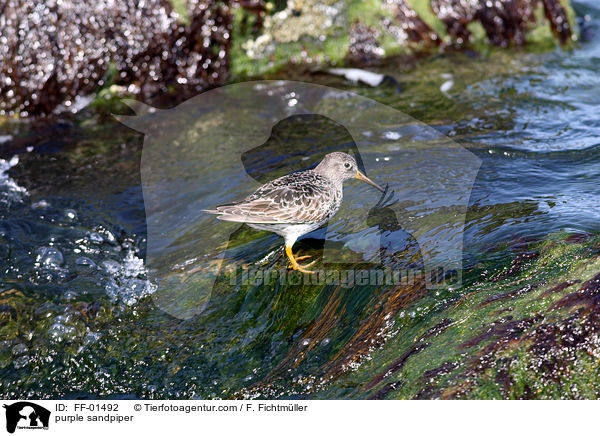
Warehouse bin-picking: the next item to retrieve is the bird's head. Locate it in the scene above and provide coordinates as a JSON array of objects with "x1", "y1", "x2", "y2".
[{"x1": 315, "y1": 152, "x2": 384, "y2": 192}]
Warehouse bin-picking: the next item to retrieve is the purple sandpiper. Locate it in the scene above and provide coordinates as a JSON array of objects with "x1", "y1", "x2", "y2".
[{"x1": 204, "y1": 152, "x2": 384, "y2": 273}]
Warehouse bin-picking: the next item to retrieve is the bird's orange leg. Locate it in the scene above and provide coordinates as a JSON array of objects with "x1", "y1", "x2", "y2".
[{"x1": 285, "y1": 245, "x2": 316, "y2": 274}]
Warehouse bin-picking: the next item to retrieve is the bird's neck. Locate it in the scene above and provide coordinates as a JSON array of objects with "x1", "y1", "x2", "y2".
[
  {"x1": 313, "y1": 160, "x2": 329, "y2": 176},
  {"x1": 313, "y1": 168, "x2": 344, "y2": 191}
]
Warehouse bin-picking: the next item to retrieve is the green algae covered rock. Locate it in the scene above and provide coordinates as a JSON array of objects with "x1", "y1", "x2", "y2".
[
  {"x1": 231, "y1": 0, "x2": 577, "y2": 77},
  {"x1": 309, "y1": 232, "x2": 600, "y2": 399}
]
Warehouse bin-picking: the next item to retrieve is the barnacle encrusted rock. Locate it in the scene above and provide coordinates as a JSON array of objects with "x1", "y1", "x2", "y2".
[
  {"x1": 382, "y1": 0, "x2": 441, "y2": 45},
  {"x1": 430, "y1": 0, "x2": 572, "y2": 47},
  {"x1": 240, "y1": 0, "x2": 346, "y2": 61},
  {"x1": 0, "y1": 0, "x2": 575, "y2": 117},
  {"x1": 346, "y1": 20, "x2": 386, "y2": 65},
  {"x1": 0, "y1": 0, "x2": 233, "y2": 117}
]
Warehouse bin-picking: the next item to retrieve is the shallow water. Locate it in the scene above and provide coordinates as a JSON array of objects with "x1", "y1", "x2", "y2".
[{"x1": 1, "y1": 0, "x2": 599, "y2": 399}]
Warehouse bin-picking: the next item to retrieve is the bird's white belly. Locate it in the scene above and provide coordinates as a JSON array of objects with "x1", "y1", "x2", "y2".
[{"x1": 248, "y1": 221, "x2": 325, "y2": 245}]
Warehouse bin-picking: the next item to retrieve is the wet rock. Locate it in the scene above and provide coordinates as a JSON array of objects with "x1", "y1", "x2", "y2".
[
  {"x1": 238, "y1": 0, "x2": 267, "y2": 32},
  {"x1": 439, "y1": 271, "x2": 600, "y2": 399},
  {"x1": 11, "y1": 343, "x2": 28, "y2": 356},
  {"x1": 346, "y1": 20, "x2": 385, "y2": 65},
  {"x1": 477, "y1": 283, "x2": 540, "y2": 307},
  {"x1": 551, "y1": 271, "x2": 600, "y2": 312},
  {"x1": 431, "y1": 0, "x2": 572, "y2": 47},
  {"x1": 540, "y1": 279, "x2": 581, "y2": 297},
  {"x1": 365, "y1": 318, "x2": 454, "y2": 397},
  {"x1": 491, "y1": 250, "x2": 540, "y2": 281},
  {"x1": 71, "y1": 301, "x2": 101, "y2": 322},
  {"x1": 0, "y1": 0, "x2": 233, "y2": 117},
  {"x1": 34, "y1": 302, "x2": 61, "y2": 318},
  {"x1": 422, "y1": 360, "x2": 459, "y2": 379},
  {"x1": 430, "y1": 0, "x2": 476, "y2": 44},
  {"x1": 541, "y1": 0, "x2": 572, "y2": 43},
  {"x1": 366, "y1": 342, "x2": 429, "y2": 396},
  {"x1": 235, "y1": 0, "x2": 574, "y2": 80},
  {"x1": 457, "y1": 314, "x2": 542, "y2": 349},
  {"x1": 12, "y1": 355, "x2": 30, "y2": 369},
  {"x1": 368, "y1": 381, "x2": 403, "y2": 400},
  {"x1": 0, "y1": 304, "x2": 17, "y2": 326},
  {"x1": 565, "y1": 232, "x2": 593, "y2": 243},
  {"x1": 1, "y1": 0, "x2": 575, "y2": 117},
  {"x1": 383, "y1": 0, "x2": 441, "y2": 45}
]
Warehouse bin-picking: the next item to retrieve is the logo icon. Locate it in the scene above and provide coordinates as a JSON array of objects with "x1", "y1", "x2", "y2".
[
  {"x1": 117, "y1": 80, "x2": 481, "y2": 319},
  {"x1": 3, "y1": 402, "x2": 50, "y2": 434}
]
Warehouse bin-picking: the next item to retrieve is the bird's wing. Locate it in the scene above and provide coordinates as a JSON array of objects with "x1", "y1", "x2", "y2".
[{"x1": 204, "y1": 172, "x2": 337, "y2": 224}]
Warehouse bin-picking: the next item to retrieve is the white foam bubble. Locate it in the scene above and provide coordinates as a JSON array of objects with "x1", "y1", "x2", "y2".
[
  {"x1": 0, "y1": 155, "x2": 28, "y2": 205},
  {"x1": 103, "y1": 249, "x2": 156, "y2": 305}
]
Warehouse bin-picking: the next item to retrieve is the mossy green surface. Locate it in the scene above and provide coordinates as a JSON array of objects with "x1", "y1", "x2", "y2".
[
  {"x1": 313, "y1": 233, "x2": 600, "y2": 399},
  {"x1": 230, "y1": 0, "x2": 577, "y2": 78}
]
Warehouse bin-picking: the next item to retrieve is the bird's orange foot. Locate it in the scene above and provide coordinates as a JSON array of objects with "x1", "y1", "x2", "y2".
[{"x1": 285, "y1": 246, "x2": 316, "y2": 274}]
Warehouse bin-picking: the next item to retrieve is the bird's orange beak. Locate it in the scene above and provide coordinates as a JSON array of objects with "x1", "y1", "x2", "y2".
[{"x1": 355, "y1": 170, "x2": 385, "y2": 192}]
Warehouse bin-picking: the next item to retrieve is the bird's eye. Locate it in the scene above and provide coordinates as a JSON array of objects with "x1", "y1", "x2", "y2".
[{"x1": 344, "y1": 162, "x2": 351, "y2": 169}]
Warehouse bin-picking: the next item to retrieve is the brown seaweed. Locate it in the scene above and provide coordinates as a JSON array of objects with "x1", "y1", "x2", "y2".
[
  {"x1": 383, "y1": 0, "x2": 441, "y2": 45},
  {"x1": 431, "y1": 0, "x2": 572, "y2": 47},
  {"x1": 365, "y1": 318, "x2": 454, "y2": 398},
  {"x1": 477, "y1": 282, "x2": 540, "y2": 308},
  {"x1": 437, "y1": 272, "x2": 600, "y2": 399}
]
